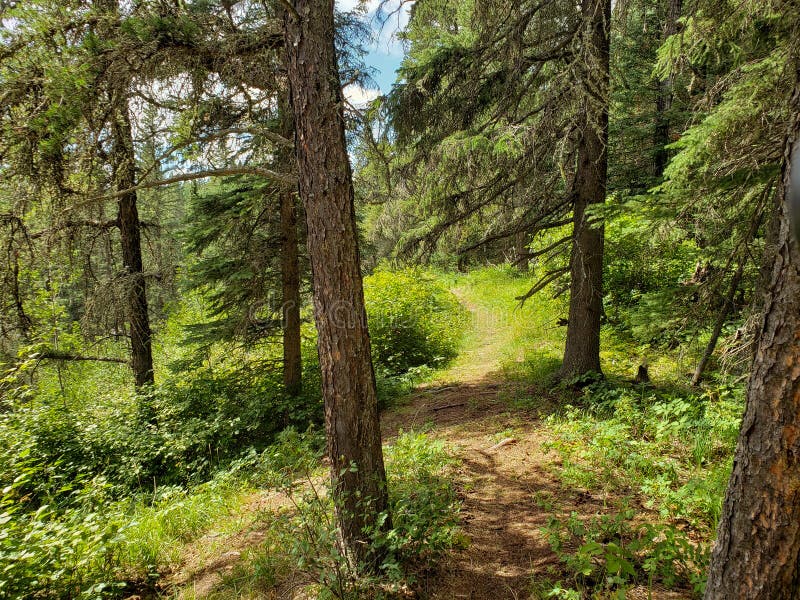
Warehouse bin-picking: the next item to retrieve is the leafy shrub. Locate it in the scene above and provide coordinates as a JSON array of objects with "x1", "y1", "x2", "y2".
[
  {"x1": 364, "y1": 268, "x2": 466, "y2": 374},
  {"x1": 0, "y1": 468, "x2": 125, "y2": 599},
  {"x1": 0, "y1": 361, "x2": 324, "y2": 516},
  {"x1": 543, "y1": 505, "x2": 709, "y2": 598},
  {"x1": 544, "y1": 380, "x2": 744, "y2": 529},
  {"x1": 379, "y1": 431, "x2": 461, "y2": 575}
]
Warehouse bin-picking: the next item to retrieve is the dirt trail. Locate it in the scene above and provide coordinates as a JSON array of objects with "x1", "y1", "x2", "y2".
[
  {"x1": 168, "y1": 283, "x2": 688, "y2": 600},
  {"x1": 380, "y1": 286, "x2": 571, "y2": 599},
  {"x1": 383, "y1": 377, "x2": 567, "y2": 598},
  {"x1": 381, "y1": 287, "x2": 687, "y2": 600}
]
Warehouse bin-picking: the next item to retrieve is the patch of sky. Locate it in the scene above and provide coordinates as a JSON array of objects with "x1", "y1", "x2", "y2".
[{"x1": 337, "y1": 0, "x2": 410, "y2": 106}]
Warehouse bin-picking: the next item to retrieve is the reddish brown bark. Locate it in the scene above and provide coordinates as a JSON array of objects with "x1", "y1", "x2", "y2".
[{"x1": 283, "y1": 0, "x2": 390, "y2": 570}]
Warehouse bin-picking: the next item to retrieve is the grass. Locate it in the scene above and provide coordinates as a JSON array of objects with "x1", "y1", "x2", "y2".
[
  {"x1": 119, "y1": 478, "x2": 252, "y2": 582},
  {"x1": 160, "y1": 430, "x2": 462, "y2": 599},
  {"x1": 1, "y1": 265, "x2": 744, "y2": 599},
  {"x1": 421, "y1": 266, "x2": 742, "y2": 598}
]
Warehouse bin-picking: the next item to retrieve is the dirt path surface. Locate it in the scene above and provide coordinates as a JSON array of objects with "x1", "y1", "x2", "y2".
[
  {"x1": 380, "y1": 287, "x2": 687, "y2": 600},
  {"x1": 166, "y1": 282, "x2": 689, "y2": 600},
  {"x1": 384, "y1": 376, "x2": 563, "y2": 599},
  {"x1": 380, "y1": 285, "x2": 565, "y2": 598}
]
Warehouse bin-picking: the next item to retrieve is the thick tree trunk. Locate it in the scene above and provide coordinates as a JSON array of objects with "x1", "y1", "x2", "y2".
[
  {"x1": 112, "y1": 104, "x2": 154, "y2": 389},
  {"x1": 704, "y1": 79, "x2": 800, "y2": 599},
  {"x1": 653, "y1": 0, "x2": 682, "y2": 178},
  {"x1": 283, "y1": 0, "x2": 390, "y2": 571},
  {"x1": 559, "y1": 0, "x2": 610, "y2": 381}
]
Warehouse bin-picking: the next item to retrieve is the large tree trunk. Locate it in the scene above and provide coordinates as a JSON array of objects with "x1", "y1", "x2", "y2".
[
  {"x1": 559, "y1": 0, "x2": 610, "y2": 381},
  {"x1": 653, "y1": 0, "x2": 682, "y2": 178},
  {"x1": 704, "y1": 77, "x2": 800, "y2": 599},
  {"x1": 283, "y1": 0, "x2": 390, "y2": 571},
  {"x1": 279, "y1": 98, "x2": 302, "y2": 397},
  {"x1": 112, "y1": 103, "x2": 154, "y2": 389}
]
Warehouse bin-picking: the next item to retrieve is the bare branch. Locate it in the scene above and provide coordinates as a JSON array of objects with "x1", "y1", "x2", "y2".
[
  {"x1": 96, "y1": 167, "x2": 298, "y2": 201},
  {"x1": 516, "y1": 266, "x2": 570, "y2": 304},
  {"x1": 34, "y1": 351, "x2": 128, "y2": 364}
]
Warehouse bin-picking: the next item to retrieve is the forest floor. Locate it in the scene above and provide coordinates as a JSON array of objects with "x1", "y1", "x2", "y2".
[
  {"x1": 379, "y1": 286, "x2": 688, "y2": 600},
  {"x1": 167, "y1": 277, "x2": 691, "y2": 600}
]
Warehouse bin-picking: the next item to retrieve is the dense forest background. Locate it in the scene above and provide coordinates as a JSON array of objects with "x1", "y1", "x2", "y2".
[{"x1": 1, "y1": 0, "x2": 799, "y2": 598}]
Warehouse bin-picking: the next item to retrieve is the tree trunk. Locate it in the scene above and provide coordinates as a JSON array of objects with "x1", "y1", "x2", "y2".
[
  {"x1": 653, "y1": 0, "x2": 682, "y2": 178},
  {"x1": 280, "y1": 182, "x2": 302, "y2": 397},
  {"x1": 704, "y1": 78, "x2": 800, "y2": 599},
  {"x1": 283, "y1": 0, "x2": 390, "y2": 571},
  {"x1": 278, "y1": 97, "x2": 302, "y2": 397},
  {"x1": 96, "y1": 0, "x2": 154, "y2": 390},
  {"x1": 112, "y1": 103, "x2": 154, "y2": 390},
  {"x1": 280, "y1": 186, "x2": 302, "y2": 396},
  {"x1": 690, "y1": 257, "x2": 745, "y2": 387},
  {"x1": 559, "y1": 0, "x2": 610, "y2": 381}
]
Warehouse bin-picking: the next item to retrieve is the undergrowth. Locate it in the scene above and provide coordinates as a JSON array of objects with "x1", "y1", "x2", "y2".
[
  {"x1": 534, "y1": 378, "x2": 743, "y2": 598},
  {"x1": 179, "y1": 430, "x2": 462, "y2": 599}
]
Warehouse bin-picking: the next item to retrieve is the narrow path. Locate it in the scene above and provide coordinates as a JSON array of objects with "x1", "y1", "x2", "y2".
[
  {"x1": 382, "y1": 282, "x2": 688, "y2": 600},
  {"x1": 381, "y1": 284, "x2": 572, "y2": 598},
  {"x1": 167, "y1": 276, "x2": 689, "y2": 599},
  {"x1": 384, "y1": 383, "x2": 569, "y2": 598}
]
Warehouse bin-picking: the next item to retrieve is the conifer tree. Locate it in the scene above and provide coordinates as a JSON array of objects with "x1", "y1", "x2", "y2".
[{"x1": 284, "y1": 0, "x2": 391, "y2": 570}]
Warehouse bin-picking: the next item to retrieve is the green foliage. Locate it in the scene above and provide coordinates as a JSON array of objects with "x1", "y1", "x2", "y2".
[
  {"x1": 0, "y1": 426, "x2": 328, "y2": 599},
  {"x1": 363, "y1": 268, "x2": 466, "y2": 374},
  {"x1": 211, "y1": 430, "x2": 461, "y2": 599},
  {"x1": 543, "y1": 379, "x2": 744, "y2": 529},
  {"x1": 543, "y1": 505, "x2": 709, "y2": 597},
  {"x1": 377, "y1": 431, "x2": 461, "y2": 575},
  {"x1": 0, "y1": 472, "x2": 125, "y2": 599},
  {"x1": 182, "y1": 177, "x2": 308, "y2": 346},
  {"x1": 0, "y1": 360, "x2": 323, "y2": 504}
]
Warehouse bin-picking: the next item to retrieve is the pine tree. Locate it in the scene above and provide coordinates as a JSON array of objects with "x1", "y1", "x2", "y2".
[{"x1": 283, "y1": 0, "x2": 391, "y2": 570}]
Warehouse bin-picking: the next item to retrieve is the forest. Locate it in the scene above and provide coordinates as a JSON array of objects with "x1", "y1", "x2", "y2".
[{"x1": 1, "y1": 0, "x2": 799, "y2": 598}]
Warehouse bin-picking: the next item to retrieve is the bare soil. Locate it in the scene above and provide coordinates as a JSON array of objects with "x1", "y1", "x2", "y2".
[{"x1": 382, "y1": 372, "x2": 688, "y2": 599}]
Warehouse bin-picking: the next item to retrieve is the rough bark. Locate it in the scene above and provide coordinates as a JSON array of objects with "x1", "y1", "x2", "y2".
[
  {"x1": 112, "y1": 103, "x2": 154, "y2": 389},
  {"x1": 704, "y1": 78, "x2": 800, "y2": 600},
  {"x1": 559, "y1": 0, "x2": 610, "y2": 381},
  {"x1": 279, "y1": 99, "x2": 302, "y2": 396},
  {"x1": 283, "y1": 0, "x2": 390, "y2": 570},
  {"x1": 653, "y1": 0, "x2": 682, "y2": 178}
]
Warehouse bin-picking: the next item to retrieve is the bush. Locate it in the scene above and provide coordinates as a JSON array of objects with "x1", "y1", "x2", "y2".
[
  {"x1": 364, "y1": 268, "x2": 466, "y2": 374},
  {"x1": 543, "y1": 379, "x2": 744, "y2": 529},
  {"x1": 0, "y1": 468, "x2": 125, "y2": 599}
]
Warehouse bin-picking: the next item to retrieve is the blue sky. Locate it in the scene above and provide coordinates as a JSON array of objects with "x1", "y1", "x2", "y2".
[{"x1": 337, "y1": 0, "x2": 410, "y2": 103}]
